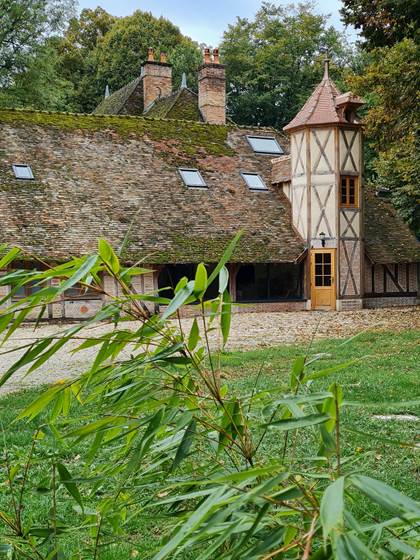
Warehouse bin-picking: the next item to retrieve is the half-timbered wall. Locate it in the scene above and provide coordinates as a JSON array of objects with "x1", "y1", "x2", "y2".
[
  {"x1": 290, "y1": 131, "x2": 308, "y2": 239},
  {"x1": 310, "y1": 128, "x2": 337, "y2": 242},
  {"x1": 364, "y1": 261, "x2": 417, "y2": 296},
  {"x1": 338, "y1": 128, "x2": 363, "y2": 302}
]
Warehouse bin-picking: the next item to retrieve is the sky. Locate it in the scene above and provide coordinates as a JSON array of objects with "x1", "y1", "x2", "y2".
[{"x1": 76, "y1": 0, "x2": 354, "y2": 46}]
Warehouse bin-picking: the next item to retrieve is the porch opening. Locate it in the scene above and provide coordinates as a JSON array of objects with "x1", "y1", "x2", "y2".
[
  {"x1": 158, "y1": 264, "x2": 219, "y2": 300},
  {"x1": 235, "y1": 263, "x2": 303, "y2": 302}
]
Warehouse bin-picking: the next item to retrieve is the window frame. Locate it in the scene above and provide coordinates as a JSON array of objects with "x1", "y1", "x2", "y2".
[
  {"x1": 340, "y1": 175, "x2": 359, "y2": 208},
  {"x1": 246, "y1": 135, "x2": 284, "y2": 155},
  {"x1": 240, "y1": 172, "x2": 269, "y2": 192},
  {"x1": 178, "y1": 168, "x2": 207, "y2": 189},
  {"x1": 12, "y1": 164, "x2": 34, "y2": 180}
]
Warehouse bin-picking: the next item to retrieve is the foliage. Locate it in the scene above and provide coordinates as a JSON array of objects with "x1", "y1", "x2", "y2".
[
  {"x1": 0, "y1": 240, "x2": 418, "y2": 558},
  {"x1": 55, "y1": 9, "x2": 202, "y2": 113},
  {"x1": 348, "y1": 38, "x2": 420, "y2": 234},
  {"x1": 340, "y1": 0, "x2": 420, "y2": 49},
  {"x1": 220, "y1": 1, "x2": 357, "y2": 128},
  {"x1": 0, "y1": 0, "x2": 75, "y2": 88}
]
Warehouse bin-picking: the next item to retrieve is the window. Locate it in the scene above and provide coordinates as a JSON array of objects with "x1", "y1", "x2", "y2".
[
  {"x1": 12, "y1": 280, "x2": 43, "y2": 300},
  {"x1": 12, "y1": 164, "x2": 34, "y2": 180},
  {"x1": 314, "y1": 253, "x2": 332, "y2": 287},
  {"x1": 247, "y1": 136, "x2": 283, "y2": 155},
  {"x1": 179, "y1": 168, "x2": 207, "y2": 188},
  {"x1": 241, "y1": 172, "x2": 268, "y2": 191},
  {"x1": 64, "y1": 283, "x2": 100, "y2": 300},
  {"x1": 236, "y1": 263, "x2": 303, "y2": 302},
  {"x1": 340, "y1": 175, "x2": 358, "y2": 207}
]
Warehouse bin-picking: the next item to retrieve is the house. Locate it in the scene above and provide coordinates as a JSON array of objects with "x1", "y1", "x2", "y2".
[{"x1": 0, "y1": 48, "x2": 418, "y2": 319}]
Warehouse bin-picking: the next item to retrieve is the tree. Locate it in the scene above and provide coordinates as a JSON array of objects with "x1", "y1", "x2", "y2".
[
  {"x1": 340, "y1": 0, "x2": 420, "y2": 48},
  {"x1": 220, "y1": 2, "x2": 355, "y2": 128},
  {"x1": 0, "y1": 0, "x2": 75, "y2": 87},
  {"x1": 348, "y1": 38, "x2": 420, "y2": 233}
]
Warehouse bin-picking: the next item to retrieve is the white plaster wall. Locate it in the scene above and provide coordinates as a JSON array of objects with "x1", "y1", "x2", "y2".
[{"x1": 339, "y1": 129, "x2": 360, "y2": 173}]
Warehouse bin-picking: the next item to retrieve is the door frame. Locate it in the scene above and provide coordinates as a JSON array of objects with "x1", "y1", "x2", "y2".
[{"x1": 310, "y1": 248, "x2": 336, "y2": 310}]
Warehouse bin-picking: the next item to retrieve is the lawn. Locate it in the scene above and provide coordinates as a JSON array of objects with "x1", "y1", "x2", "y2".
[{"x1": 0, "y1": 328, "x2": 418, "y2": 558}]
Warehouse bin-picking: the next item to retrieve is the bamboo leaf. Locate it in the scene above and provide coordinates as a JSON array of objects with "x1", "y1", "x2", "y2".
[
  {"x1": 218, "y1": 266, "x2": 229, "y2": 294},
  {"x1": 320, "y1": 476, "x2": 345, "y2": 542},
  {"x1": 194, "y1": 263, "x2": 207, "y2": 299},
  {"x1": 98, "y1": 238, "x2": 120, "y2": 274},
  {"x1": 266, "y1": 413, "x2": 329, "y2": 430},
  {"x1": 57, "y1": 463, "x2": 84, "y2": 510},
  {"x1": 207, "y1": 231, "x2": 243, "y2": 286},
  {"x1": 221, "y1": 289, "x2": 232, "y2": 347},
  {"x1": 171, "y1": 419, "x2": 196, "y2": 472},
  {"x1": 161, "y1": 280, "x2": 195, "y2": 321},
  {"x1": 187, "y1": 319, "x2": 200, "y2": 351},
  {"x1": 351, "y1": 475, "x2": 420, "y2": 517}
]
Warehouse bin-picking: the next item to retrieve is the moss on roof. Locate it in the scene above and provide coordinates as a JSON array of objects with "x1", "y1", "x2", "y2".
[
  {"x1": 0, "y1": 108, "x2": 234, "y2": 160},
  {"x1": 93, "y1": 77, "x2": 142, "y2": 115},
  {"x1": 364, "y1": 188, "x2": 420, "y2": 263},
  {"x1": 145, "y1": 88, "x2": 201, "y2": 121}
]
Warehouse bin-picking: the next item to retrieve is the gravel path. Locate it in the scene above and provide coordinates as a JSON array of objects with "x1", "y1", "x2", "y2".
[{"x1": 0, "y1": 307, "x2": 418, "y2": 395}]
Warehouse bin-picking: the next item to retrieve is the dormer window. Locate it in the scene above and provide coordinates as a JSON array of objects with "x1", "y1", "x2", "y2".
[
  {"x1": 247, "y1": 136, "x2": 283, "y2": 155},
  {"x1": 241, "y1": 172, "x2": 268, "y2": 191},
  {"x1": 12, "y1": 164, "x2": 34, "y2": 180},
  {"x1": 179, "y1": 168, "x2": 207, "y2": 188}
]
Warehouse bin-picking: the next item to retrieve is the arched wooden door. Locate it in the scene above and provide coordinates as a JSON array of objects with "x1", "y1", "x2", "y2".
[{"x1": 310, "y1": 249, "x2": 336, "y2": 310}]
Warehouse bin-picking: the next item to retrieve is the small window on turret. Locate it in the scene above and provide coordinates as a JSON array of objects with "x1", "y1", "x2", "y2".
[
  {"x1": 340, "y1": 175, "x2": 359, "y2": 208},
  {"x1": 247, "y1": 136, "x2": 283, "y2": 155},
  {"x1": 12, "y1": 164, "x2": 34, "y2": 180}
]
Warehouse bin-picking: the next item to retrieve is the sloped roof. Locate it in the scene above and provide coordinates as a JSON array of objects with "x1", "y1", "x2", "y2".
[
  {"x1": 0, "y1": 109, "x2": 304, "y2": 264},
  {"x1": 145, "y1": 88, "x2": 201, "y2": 121},
  {"x1": 284, "y1": 62, "x2": 360, "y2": 132},
  {"x1": 364, "y1": 188, "x2": 420, "y2": 264},
  {"x1": 271, "y1": 155, "x2": 291, "y2": 184},
  {"x1": 93, "y1": 77, "x2": 143, "y2": 115}
]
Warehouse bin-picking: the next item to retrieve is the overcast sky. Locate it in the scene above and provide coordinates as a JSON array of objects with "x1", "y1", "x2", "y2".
[{"x1": 77, "y1": 0, "x2": 354, "y2": 45}]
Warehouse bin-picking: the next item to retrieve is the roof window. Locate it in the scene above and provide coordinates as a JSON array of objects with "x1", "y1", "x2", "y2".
[
  {"x1": 179, "y1": 168, "x2": 207, "y2": 188},
  {"x1": 12, "y1": 164, "x2": 34, "y2": 180},
  {"x1": 241, "y1": 172, "x2": 268, "y2": 191},
  {"x1": 247, "y1": 136, "x2": 283, "y2": 155}
]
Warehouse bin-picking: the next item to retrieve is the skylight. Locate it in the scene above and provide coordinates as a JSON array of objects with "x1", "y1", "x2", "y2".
[
  {"x1": 247, "y1": 136, "x2": 283, "y2": 155},
  {"x1": 12, "y1": 164, "x2": 34, "y2": 180},
  {"x1": 179, "y1": 168, "x2": 207, "y2": 188},
  {"x1": 241, "y1": 172, "x2": 268, "y2": 191}
]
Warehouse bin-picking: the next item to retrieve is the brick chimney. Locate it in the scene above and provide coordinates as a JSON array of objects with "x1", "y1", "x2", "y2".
[
  {"x1": 141, "y1": 48, "x2": 172, "y2": 109},
  {"x1": 198, "y1": 48, "x2": 226, "y2": 124}
]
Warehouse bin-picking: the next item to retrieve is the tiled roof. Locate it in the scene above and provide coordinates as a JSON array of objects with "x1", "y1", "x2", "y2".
[
  {"x1": 93, "y1": 77, "x2": 143, "y2": 115},
  {"x1": 0, "y1": 109, "x2": 304, "y2": 264},
  {"x1": 364, "y1": 187, "x2": 420, "y2": 264},
  {"x1": 145, "y1": 88, "x2": 201, "y2": 121},
  {"x1": 271, "y1": 155, "x2": 291, "y2": 184}
]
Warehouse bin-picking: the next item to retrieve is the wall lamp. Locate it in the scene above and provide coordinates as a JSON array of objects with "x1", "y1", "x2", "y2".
[{"x1": 319, "y1": 232, "x2": 326, "y2": 247}]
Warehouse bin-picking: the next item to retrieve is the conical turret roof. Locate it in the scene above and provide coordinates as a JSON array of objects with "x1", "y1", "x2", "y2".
[{"x1": 284, "y1": 59, "x2": 348, "y2": 132}]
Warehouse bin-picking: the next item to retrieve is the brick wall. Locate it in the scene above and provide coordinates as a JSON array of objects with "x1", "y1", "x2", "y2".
[
  {"x1": 364, "y1": 296, "x2": 419, "y2": 308},
  {"x1": 198, "y1": 64, "x2": 226, "y2": 124},
  {"x1": 142, "y1": 62, "x2": 172, "y2": 109}
]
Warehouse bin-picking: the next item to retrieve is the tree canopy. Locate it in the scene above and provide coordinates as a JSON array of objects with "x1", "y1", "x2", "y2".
[
  {"x1": 341, "y1": 0, "x2": 420, "y2": 48},
  {"x1": 220, "y1": 2, "x2": 355, "y2": 128}
]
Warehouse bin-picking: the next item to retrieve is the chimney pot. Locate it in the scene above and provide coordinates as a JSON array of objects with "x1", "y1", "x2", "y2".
[
  {"x1": 160, "y1": 52, "x2": 167, "y2": 63},
  {"x1": 147, "y1": 47, "x2": 155, "y2": 62},
  {"x1": 213, "y1": 48, "x2": 220, "y2": 64},
  {"x1": 204, "y1": 47, "x2": 211, "y2": 64}
]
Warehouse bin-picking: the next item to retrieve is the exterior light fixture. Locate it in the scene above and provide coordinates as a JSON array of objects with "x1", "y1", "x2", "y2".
[{"x1": 319, "y1": 232, "x2": 326, "y2": 247}]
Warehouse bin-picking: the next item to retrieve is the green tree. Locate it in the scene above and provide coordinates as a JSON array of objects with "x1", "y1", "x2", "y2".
[
  {"x1": 340, "y1": 0, "x2": 420, "y2": 48},
  {"x1": 220, "y1": 2, "x2": 355, "y2": 128},
  {"x1": 349, "y1": 38, "x2": 420, "y2": 233},
  {"x1": 0, "y1": 0, "x2": 75, "y2": 87}
]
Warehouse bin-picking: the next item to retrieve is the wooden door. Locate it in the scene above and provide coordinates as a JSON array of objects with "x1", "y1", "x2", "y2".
[{"x1": 310, "y1": 249, "x2": 336, "y2": 310}]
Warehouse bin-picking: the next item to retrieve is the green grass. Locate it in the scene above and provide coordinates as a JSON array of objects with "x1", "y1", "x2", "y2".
[{"x1": 0, "y1": 328, "x2": 418, "y2": 557}]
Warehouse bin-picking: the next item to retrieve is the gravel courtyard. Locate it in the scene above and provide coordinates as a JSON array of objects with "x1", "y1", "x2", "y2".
[{"x1": 0, "y1": 307, "x2": 418, "y2": 395}]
